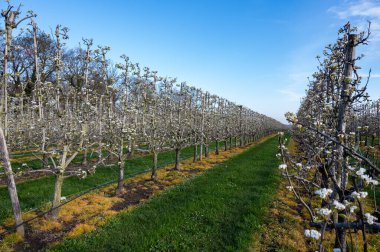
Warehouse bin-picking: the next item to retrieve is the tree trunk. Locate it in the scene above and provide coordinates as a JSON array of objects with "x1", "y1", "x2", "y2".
[
  {"x1": 50, "y1": 172, "x2": 64, "y2": 219},
  {"x1": 215, "y1": 140, "x2": 219, "y2": 155},
  {"x1": 0, "y1": 127, "x2": 24, "y2": 237},
  {"x1": 193, "y1": 144, "x2": 197, "y2": 163},
  {"x1": 127, "y1": 136, "x2": 134, "y2": 159},
  {"x1": 82, "y1": 147, "x2": 88, "y2": 166},
  {"x1": 116, "y1": 156, "x2": 125, "y2": 195},
  {"x1": 49, "y1": 145, "x2": 68, "y2": 219},
  {"x1": 151, "y1": 151, "x2": 158, "y2": 181},
  {"x1": 174, "y1": 148, "x2": 181, "y2": 171},
  {"x1": 229, "y1": 137, "x2": 232, "y2": 150},
  {"x1": 234, "y1": 136, "x2": 237, "y2": 148},
  {"x1": 334, "y1": 33, "x2": 357, "y2": 252},
  {"x1": 98, "y1": 143, "x2": 103, "y2": 162},
  {"x1": 41, "y1": 128, "x2": 49, "y2": 168},
  {"x1": 224, "y1": 139, "x2": 227, "y2": 151},
  {"x1": 200, "y1": 142, "x2": 203, "y2": 161},
  {"x1": 205, "y1": 144, "x2": 209, "y2": 157}
]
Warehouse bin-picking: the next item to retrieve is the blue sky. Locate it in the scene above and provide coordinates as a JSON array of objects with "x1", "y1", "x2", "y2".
[{"x1": 6, "y1": 0, "x2": 380, "y2": 123}]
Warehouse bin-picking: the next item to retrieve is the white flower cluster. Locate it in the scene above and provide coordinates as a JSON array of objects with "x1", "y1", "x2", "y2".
[
  {"x1": 364, "y1": 213, "x2": 378, "y2": 224},
  {"x1": 332, "y1": 200, "x2": 345, "y2": 211},
  {"x1": 350, "y1": 205, "x2": 358, "y2": 213},
  {"x1": 279, "y1": 144, "x2": 287, "y2": 150},
  {"x1": 286, "y1": 186, "x2": 294, "y2": 192},
  {"x1": 361, "y1": 174, "x2": 379, "y2": 186},
  {"x1": 285, "y1": 112, "x2": 298, "y2": 124},
  {"x1": 356, "y1": 168, "x2": 366, "y2": 176},
  {"x1": 304, "y1": 229, "x2": 321, "y2": 240},
  {"x1": 317, "y1": 207, "x2": 332, "y2": 216},
  {"x1": 315, "y1": 188, "x2": 333, "y2": 199},
  {"x1": 356, "y1": 168, "x2": 378, "y2": 185},
  {"x1": 351, "y1": 191, "x2": 368, "y2": 200},
  {"x1": 278, "y1": 164, "x2": 287, "y2": 170}
]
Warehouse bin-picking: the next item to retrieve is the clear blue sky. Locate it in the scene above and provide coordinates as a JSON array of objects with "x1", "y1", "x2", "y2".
[{"x1": 7, "y1": 0, "x2": 380, "y2": 123}]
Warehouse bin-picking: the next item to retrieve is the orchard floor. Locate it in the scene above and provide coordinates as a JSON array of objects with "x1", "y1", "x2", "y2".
[
  {"x1": 48, "y1": 136, "x2": 280, "y2": 252},
  {"x1": 0, "y1": 141, "x2": 224, "y2": 224}
]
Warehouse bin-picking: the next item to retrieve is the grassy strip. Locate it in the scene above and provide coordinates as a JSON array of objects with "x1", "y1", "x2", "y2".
[
  {"x1": 0, "y1": 140, "x2": 226, "y2": 224},
  {"x1": 49, "y1": 136, "x2": 280, "y2": 252}
]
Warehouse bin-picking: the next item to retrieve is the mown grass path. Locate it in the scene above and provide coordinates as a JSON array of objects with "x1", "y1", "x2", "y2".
[{"x1": 50, "y1": 136, "x2": 280, "y2": 252}]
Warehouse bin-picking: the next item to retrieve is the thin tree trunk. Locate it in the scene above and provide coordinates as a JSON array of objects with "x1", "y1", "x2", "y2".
[
  {"x1": 50, "y1": 172, "x2": 64, "y2": 219},
  {"x1": 82, "y1": 148, "x2": 88, "y2": 166},
  {"x1": 224, "y1": 139, "x2": 227, "y2": 151},
  {"x1": 0, "y1": 127, "x2": 24, "y2": 237},
  {"x1": 174, "y1": 147, "x2": 181, "y2": 171},
  {"x1": 49, "y1": 145, "x2": 68, "y2": 219},
  {"x1": 205, "y1": 144, "x2": 209, "y2": 157},
  {"x1": 127, "y1": 136, "x2": 133, "y2": 159},
  {"x1": 116, "y1": 156, "x2": 125, "y2": 195},
  {"x1": 200, "y1": 142, "x2": 203, "y2": 161},
  {"x1": 151, "y1": 151, "x2": 158, "y2": 181},
  {"x1": 215, "y1": 140, "x2": 219, "y2": 155},
  {"x1": 334, "y1": 33, "x2": 357, "y2": 252},
  {"x1": 193, "y1": 144, "x2": 197, "y2": 163}
]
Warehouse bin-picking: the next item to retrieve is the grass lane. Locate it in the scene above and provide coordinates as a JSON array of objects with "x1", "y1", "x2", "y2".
[
  {"x1": 50, "y1": 136, "x2": 280, "y2": 252},
  {"x1": 0, "y1": 141, "x2": 225, "y2": 224}
]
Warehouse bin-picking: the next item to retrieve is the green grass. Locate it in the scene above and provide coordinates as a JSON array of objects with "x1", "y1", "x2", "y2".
[
  {"x1": 49, "y1": 136, "x2": 280, "y2": 252},
  {"x1": 0, "y1": 140, "x2": 230, "y2": 224}
]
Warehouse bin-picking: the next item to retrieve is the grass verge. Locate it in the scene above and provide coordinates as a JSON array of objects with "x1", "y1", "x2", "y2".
[{"x1": 49, "y1": 136, "x2": 280, "y2": 252}]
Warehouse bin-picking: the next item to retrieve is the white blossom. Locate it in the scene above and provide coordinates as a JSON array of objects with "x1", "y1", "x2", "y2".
[
  {"x1": 364, "y1": 213, "x2": 378, "y2": 225},
  {"x1": 356, "y1": 168, "x2": 366, "y2": 176},
  {"x1": 360, "y1": 174, "x2": 378, "y2": 186},
  {"x1": 351, "y1": 191, "x2": 368, "y2": 199},
  {"x1": 347, "y1": 165, "x2": 355, "y2": 171},
  {"x1": 333, "y1": 200, "x2": 346, "y2": 211},
  {"x1": 278, "y1": 164, "x2": 287, "y2": 170},
  {"x1": 350, "y1": 206, "x2": 358, "y2": 213},
  {"x1": 304, "y1": 229, "x2": 321, "y2": 240},
  {"x1": 286, "y1": 186, "x2": 294, "y2": 191},
  {"x1": 317, "y1": 208, "x2": 332, "y2": 216},
  {"x1": 315, "y1": 188, "x2": 333, "y2": 199}
]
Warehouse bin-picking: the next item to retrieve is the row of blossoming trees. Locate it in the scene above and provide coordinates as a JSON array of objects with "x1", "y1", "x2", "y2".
[
  {"x1": 0, "y1": 2, "x2": 285, "y2": 238},
  {"x1": 280, "y1": 23, "x2": 379, "y2": 252}
]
